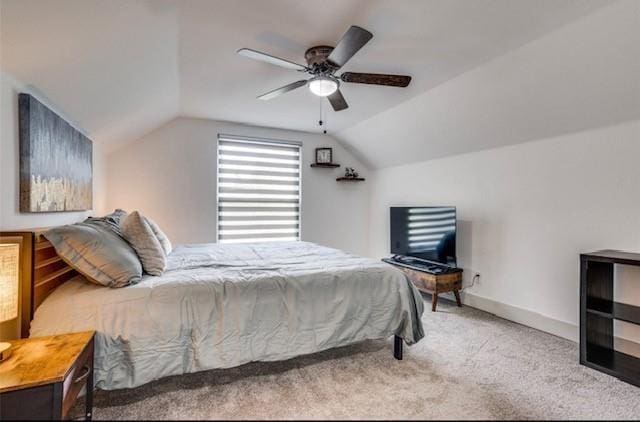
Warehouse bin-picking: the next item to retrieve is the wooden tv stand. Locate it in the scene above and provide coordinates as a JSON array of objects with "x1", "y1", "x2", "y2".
[{"x1": 383, "y1": 258, "x2": 463, "y2": 312}]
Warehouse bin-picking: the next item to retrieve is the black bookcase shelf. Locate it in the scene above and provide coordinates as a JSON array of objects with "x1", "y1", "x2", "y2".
[
  {"x1": 580, "y1": 250, "x2": 640, "y2": 388},
  {"x1": 586, "y1": 297, "x2": 640, "y2": 325},
  {"x1": 585, "y1": 344, "x2": 640, "y2": 387}
]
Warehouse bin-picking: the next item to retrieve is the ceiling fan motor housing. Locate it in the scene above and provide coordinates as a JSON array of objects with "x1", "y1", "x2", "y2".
[{"x1": 305, "y1": 45, "x2": 336, "y2": 71}]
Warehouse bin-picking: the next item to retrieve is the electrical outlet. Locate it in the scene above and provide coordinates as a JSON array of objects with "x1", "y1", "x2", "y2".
[
  {"x1": 466, "y1": 272, "x2": 480, "y2": 290},
  {"x1": 462, "y1": 272, "x2": 480, "y2": 291}
]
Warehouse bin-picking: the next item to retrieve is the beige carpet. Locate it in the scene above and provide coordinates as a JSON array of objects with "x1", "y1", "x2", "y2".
[{"x1": 73, "y1": 295, "x2": 640, "y2": 420}]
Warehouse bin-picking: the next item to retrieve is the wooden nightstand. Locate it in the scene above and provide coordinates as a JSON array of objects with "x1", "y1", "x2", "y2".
[{"x1": 0, "y1": 331, "x2": 95, "y2": 421}]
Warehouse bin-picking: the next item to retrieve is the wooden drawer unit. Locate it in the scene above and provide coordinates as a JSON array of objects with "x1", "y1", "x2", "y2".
[{"x1": 0, "y1": 331, "x2": 95, "y2": 421}]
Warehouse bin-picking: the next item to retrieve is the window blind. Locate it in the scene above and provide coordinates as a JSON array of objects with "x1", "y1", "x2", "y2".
[{"x1": 217, "y1": 136, "x2": 301, "y2": 244}]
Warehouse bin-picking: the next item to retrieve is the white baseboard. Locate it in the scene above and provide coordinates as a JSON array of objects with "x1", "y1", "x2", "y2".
[
  {"x1": 437, "y1": 291, "x2": 640, "y2": 354},
  {"x1": 454, "y1": 291, "x2": 579, "y2": 341}
]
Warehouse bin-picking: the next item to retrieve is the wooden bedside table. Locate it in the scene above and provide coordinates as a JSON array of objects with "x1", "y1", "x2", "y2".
[{"x1": 0, "y1": 331, "x2": 95, "y2": 421}]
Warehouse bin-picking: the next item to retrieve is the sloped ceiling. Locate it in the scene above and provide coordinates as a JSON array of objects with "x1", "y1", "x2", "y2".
[
  {"x1": 338, "y1": 0, "x2": 640, "y2": 168},
  {"x1": 177, "y1": 0, "x2": 610, "y2": 134},
  {"x1": 0, "y1": 0, "x2": 180, "y2": 151},
  {"x1": 0, "y1": 0, "x2": 619, "y2": 156}
]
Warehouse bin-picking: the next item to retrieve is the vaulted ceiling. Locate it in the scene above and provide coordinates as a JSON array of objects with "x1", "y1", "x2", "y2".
[
  {"x1": 2, "y1": 0, "x2": 628, "y2": 163},
  {"x1": 339, "y1": 0, "x2": 640, "y2": 168}
]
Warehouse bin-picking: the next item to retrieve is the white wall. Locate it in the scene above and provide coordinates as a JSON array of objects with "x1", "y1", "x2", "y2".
[
  {"x1": 0, "y1": 70, "x2": 108, "y2": 340},
  {"x1": 106, "y1": 117, "x2": 370, "y2": 256},
  {"x1": 369, "y1": 120, "x2": 640, "y2": 344},
  {"x1": 0, "y1": 70, "x2": 108, "y2": 229}
]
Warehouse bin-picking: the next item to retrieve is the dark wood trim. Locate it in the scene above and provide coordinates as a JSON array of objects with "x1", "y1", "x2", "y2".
[
  {"x1": 336, "y1": 177, "x2": 365, "y2": 182},
  {"x1": 310, "y1": 163, "x2": 340, "y2": 168},
  {"x1": 580, "y1": 249, "x2": 640, "y2": 266},
  {"x1": 340, "y1": 72, "x2": 411, "y2": 87}
]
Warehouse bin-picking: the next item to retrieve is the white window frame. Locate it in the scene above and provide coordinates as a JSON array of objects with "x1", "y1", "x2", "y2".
[{"x1": 216, "y1": 134, "x2": 302, "y2": 244}]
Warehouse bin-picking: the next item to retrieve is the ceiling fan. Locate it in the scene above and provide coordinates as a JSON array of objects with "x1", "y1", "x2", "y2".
[{"x1": 237, "y1": 25, "x2": 411, "y2": 112}]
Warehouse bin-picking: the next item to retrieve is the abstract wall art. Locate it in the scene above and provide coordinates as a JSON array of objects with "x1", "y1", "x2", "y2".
[{"x1": 19, "y1": 93, "x2": 93, "y2": 212}]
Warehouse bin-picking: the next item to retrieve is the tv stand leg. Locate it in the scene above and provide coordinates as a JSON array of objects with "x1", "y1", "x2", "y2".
[
  {"x1": 454, "y1": 289, "x2": 462, "y2": 307},
  {"x1": 431, "y1": 293, "x2": 438, "y2": 312}
]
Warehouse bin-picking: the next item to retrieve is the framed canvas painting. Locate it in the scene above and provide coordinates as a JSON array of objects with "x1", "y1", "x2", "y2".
[{"x1": 18, "y1": 94, "x2": 93, "y2": 212}]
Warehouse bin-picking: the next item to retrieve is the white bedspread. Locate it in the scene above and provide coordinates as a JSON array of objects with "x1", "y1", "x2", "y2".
[{"x1": 31, "y1": 242, "x2": 424, "y2": 390}]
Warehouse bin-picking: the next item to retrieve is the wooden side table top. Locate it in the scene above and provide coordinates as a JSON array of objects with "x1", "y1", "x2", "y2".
[{"x1": 0, "y1": 331, "x2": 95, "y2": 394}]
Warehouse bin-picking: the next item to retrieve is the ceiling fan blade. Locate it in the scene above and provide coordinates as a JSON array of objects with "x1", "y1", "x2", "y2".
[
  {"x1": 327, "y1": 89, "x2": 348, "y2": 111},
  {"x1": 238, "y1": 48, "x2": 308, "y2": 72},
  {"x1": 341, "y1": 72, "x2": 411, "y2": 87},
  {"x1": 326, "y1": 26, "x2": 373, "y2": 69},
  {"x1": 257, "y1": 80, "x2": 308, "y2": 100}
]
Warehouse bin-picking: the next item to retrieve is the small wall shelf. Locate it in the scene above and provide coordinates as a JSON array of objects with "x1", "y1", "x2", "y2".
[
  {"x1": 336, "y1": 177, "x2": 365, "y2": 182},
  {"x1": 580, "y1": 249, "x2": 640, "y2": 388},
  {"x1": 310, "y1": 163, "x2": 340, "y2": 168}
]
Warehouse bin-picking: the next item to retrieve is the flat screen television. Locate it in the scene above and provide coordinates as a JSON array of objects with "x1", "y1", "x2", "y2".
[{"x1": 390, "y1": 206, "x2": 457, "y2": 267}]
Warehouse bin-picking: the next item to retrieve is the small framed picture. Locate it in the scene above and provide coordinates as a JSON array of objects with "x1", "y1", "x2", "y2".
[{"x1": 315, "y1": 147, "x2": 333, "y2": 164}]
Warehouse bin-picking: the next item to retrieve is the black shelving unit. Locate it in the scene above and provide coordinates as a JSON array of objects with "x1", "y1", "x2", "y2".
[{"x1": 580, "y1": 250, "x2": 640, "y2": 387}]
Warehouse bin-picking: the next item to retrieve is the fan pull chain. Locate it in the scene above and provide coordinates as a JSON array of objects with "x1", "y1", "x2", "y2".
[{"x1": 318, "y1": 98, "x2": 327, "y2": 134}]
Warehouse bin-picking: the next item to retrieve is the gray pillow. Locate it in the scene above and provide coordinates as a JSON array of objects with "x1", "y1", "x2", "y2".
[
  {"x1": 145, "y1": 217, "x2": 172, "y2": 256},
  {"x1": 45, "y1": 219, "x2": 143, "y2": 288},
  {"x1": 86, "y1": 209, "x2": 128, "y2": 236},
  {"x1": 121, "y1": 211, "x2": 167, "y2": 276}
]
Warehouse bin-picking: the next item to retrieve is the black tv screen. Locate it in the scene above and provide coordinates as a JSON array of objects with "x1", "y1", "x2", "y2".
[{"x1": 390, "y1": 206, "x2": 457, "y2": 266}]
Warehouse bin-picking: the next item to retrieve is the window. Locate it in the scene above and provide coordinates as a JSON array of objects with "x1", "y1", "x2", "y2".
[{"x1": 217, "y1": 135, "x2": 301, "y2": 244}]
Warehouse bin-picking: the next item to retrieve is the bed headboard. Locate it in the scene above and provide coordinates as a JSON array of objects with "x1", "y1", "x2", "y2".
[
  {"x1": 0, "y1": 229, "x2": 77, "y2": 338},
  {"x1": 31, "y1": 230, "x2": 77, "y2": 317}
]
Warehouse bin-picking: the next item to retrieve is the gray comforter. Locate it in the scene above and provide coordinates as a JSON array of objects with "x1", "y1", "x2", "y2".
[{"x1": 30, "y1": 242, "x2": 424, "y2": 390}]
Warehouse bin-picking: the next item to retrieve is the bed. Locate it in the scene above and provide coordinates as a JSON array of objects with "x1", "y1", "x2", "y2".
[{"x1": 19, "y1": 231, "x2": 424, "y2": 390}]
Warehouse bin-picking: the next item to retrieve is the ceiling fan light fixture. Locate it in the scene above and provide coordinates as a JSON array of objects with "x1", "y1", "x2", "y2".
[
  {"x1": 239, "y1": 26, "x2": 411, "y2": 112},
  {"x1": 308, "y1": 76, "x2": 339, "y2": 97}
]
